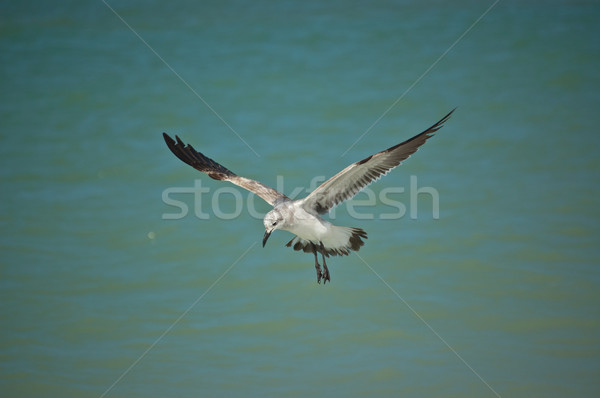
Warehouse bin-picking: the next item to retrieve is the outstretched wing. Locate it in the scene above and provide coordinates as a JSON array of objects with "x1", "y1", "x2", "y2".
[
  {"x1": 300, "y1": 109, "x2": 455, "y2": 214},
  {"x1": 163, "y1": 133, "x2": 289, "y2": 206}
]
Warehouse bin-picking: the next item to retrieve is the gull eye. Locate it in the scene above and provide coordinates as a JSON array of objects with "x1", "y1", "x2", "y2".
[{"x1": 272, "y1": 222, "x2": 277, "y2": 226}]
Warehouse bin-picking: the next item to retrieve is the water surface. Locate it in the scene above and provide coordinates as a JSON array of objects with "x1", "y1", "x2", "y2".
[{"x1": 1, "y1": 1, "x2": 599, "y2": 397}]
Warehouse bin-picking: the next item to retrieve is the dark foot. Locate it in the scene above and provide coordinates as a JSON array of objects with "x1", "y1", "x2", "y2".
[
  {"x1": 322, "y1": 264, "x2": 331, "y2": 284},
  {"x1": 315, "y1": 264, "x2": 323, "y2": 284},
  {"x1": 318, "y1": 241, "x2": 330, "y2": 285}
]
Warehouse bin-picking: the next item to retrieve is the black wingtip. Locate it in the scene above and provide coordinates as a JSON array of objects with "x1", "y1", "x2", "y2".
[
  {"x1": 163, "y1": 132, "x2": 177, "y2": 147},
  {"x1": 440, "y1": 107, "x2": 456, "y2": 123},
  {"x1": 442, "y1": 108, "x2": 457, "y2": 123},
  {"x1": 425, "y1": 108, "x2": 457, "y2": 135}
]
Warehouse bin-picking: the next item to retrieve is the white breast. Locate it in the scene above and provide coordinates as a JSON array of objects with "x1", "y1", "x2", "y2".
[{"x1": 284, "y1": 205, "x2": 331, "y2": 242}]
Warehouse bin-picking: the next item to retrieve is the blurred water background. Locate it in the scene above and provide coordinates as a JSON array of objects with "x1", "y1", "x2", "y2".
[{"x1": 1, "y1": 1, "x2": 599, "y2": 397}]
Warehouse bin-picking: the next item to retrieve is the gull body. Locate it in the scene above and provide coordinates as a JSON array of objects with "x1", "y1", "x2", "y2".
[
  {"x1": 263, "y1": 202, "x2": 352, "y2": 253},
  {"x1": 264, "y1": 202, "x2": 329, "y2": 243},
  {"x1": 163, "y1": 109, "x2": 454, "y2": 284}
]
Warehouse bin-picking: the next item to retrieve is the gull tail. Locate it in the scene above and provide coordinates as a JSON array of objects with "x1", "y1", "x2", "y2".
[{"x1": 285, "y1": 227, "x2": 368, "y2": 257}]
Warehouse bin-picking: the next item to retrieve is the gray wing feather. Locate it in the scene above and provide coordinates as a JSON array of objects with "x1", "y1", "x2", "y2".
[
  {"x1": 301, "y1": 109, "x2": 454, "y2": 214},
  {"x1": 163, "y1": 133, "x2": 289, "y2": 206}
]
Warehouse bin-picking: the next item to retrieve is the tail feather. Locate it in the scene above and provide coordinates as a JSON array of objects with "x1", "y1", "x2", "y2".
[{"x1": 285, "y1": 227, "x2": 367, "y2": 257}]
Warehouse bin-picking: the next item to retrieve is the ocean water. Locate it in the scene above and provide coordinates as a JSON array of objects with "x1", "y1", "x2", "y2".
[{"x1": 1, "y1": 1, "x2": 599, "y2": 397}]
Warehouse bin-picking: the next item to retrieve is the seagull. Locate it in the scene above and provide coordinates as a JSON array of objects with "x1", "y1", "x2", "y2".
[{"x1": 163, "y1": 109, "x2": 454, "y2": 284}]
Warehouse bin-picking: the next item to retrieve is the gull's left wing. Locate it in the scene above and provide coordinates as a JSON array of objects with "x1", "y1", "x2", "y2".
[{"x1": 300, "y1": 109, "x2": 455, "y2": 214}]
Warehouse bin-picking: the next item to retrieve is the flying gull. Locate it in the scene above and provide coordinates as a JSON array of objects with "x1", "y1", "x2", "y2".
[{"x1": 163, "y1": 109, "x2": 454, "y2": 284}]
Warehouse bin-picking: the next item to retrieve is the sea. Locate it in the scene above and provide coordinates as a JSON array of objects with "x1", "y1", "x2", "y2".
[{"x1": 1, "y1": 1, "x2": 599, "y2": 397}]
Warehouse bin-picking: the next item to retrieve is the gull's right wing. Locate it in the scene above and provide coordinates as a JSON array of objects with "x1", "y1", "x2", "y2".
[{"x1": 163, "y1": 133, "x2": 289, "y2": 206}]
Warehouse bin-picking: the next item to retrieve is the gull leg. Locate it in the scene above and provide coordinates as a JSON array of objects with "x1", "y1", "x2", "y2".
[
  {"x1": 312, "y1": 244, "x2": 323, "y2": 284},
  {"x1": 319, "y1": 242, "x2": 330, "y2": 284}
]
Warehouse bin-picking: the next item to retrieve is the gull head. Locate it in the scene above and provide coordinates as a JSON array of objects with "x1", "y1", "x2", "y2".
[{"x1": 263, "y1": 209, "x2": 284, "y2": 247}]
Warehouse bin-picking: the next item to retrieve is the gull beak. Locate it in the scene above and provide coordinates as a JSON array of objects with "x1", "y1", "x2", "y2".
[{"x1": 262, "y1": 230, "x2": 272, "y2": 247}]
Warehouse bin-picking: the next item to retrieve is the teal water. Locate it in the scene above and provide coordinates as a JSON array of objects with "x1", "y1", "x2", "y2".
[{"x1": 1, "y1": 1, "x2": 599, "y2": 397}]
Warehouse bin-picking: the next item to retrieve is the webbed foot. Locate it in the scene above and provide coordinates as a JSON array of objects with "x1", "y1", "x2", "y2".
[
  {"x1": 315, "y1": 264, "x2": 323, "y2": 284},
  {"x1": 321, "y1": 264, "x2": 330, "y2": 284}
]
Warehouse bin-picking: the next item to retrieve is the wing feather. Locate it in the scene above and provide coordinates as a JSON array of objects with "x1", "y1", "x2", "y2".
[
  {"x1": 163, "y1": 133, "x2": 289, "y2": 206},
  {"x1": 301, "y1": 109, "x2": 455, "y2": 214}
]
